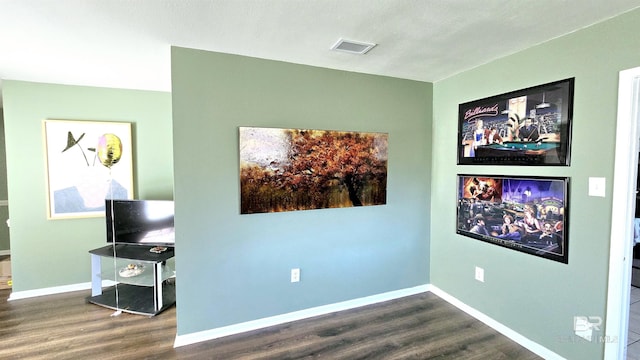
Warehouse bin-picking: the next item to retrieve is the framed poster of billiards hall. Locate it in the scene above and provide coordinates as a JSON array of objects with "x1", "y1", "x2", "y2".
[
  {"x1": 456, "y1": 174, "x2": 569, "y2": 264},
  {"x1": 457, "y1": 78, "x2": 574, "y2": 166}
]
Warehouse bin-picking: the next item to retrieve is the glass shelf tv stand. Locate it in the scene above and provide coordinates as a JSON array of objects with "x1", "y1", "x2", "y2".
[{"x1": 88, "y1": 244, "x2": 175, "y2": 316}]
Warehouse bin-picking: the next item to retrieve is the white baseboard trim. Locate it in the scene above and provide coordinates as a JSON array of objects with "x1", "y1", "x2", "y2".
[
  {"x1": 7, "y1": 280, "x2": 563, "y2": 359},
  {"x1": 9, "y1": 282, "x2": 91, "y2": 301},
  {"x1": 173, "y1": 284, "x2": 431, "y2": 348},
  {"x1": 0, "y1": 250, "x2": 10, "y2": 256},
  {"x1": 8, "y1": 280, "x2": 118, "y2": 301},
  {"x1": 429, "y1": 285, "x2": 565, "y2": 360}
]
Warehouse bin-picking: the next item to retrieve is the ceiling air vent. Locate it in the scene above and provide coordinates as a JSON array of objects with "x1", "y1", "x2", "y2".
[{"x1": 331, "y1": 38, "x2": 376, "y2": 55}]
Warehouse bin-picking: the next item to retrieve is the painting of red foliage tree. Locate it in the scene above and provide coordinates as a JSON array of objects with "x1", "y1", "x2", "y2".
[{"x1": 240, "y1": 127, "x2": 388, "y2": 214}]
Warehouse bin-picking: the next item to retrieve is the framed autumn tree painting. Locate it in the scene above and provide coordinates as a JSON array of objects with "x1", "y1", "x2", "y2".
[{"x1": 239, "y1": 127, "x2": 388, "y2": 214}]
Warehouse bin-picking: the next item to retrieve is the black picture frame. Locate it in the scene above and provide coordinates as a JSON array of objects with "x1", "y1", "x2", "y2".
[
  {"x1": 456, "y1": 174, "x2": 569, "y2": 264},
  {"x1": 457, "y1": 78, "x2": 574, "y2": 166}
]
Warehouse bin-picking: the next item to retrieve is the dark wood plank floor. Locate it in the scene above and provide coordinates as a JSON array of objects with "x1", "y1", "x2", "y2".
[{"x1": 0, "y1": 288, "x2": 541, "y2": 359}]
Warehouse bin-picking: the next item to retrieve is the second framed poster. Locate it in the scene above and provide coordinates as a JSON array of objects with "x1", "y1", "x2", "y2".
[
  {"x1": 458, "y1": 78, "x2": 574, "y2": 166},
  {"x1": 456, "y1": 174, "x2": 569, "y2": 263}
]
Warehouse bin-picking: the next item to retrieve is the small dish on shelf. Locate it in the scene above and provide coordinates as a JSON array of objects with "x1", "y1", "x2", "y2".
[
  {"x1": 149, "y1": 246, "x2": 168, "y2": 254},
  {"x1": 119, "y1": 263, "x2": 145, "y2": 278}
]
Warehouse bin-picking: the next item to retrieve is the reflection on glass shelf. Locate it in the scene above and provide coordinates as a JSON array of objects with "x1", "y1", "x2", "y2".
[{"x1": 99, "y1": 257, "x2": 175, "y2": 287}]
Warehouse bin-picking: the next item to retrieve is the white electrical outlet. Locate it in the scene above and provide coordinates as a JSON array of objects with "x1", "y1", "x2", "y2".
[
  {"x1": 588, "y1": 177, "x2": 606, "y2": 197},
  {"x1": 291, "y1": 268, "x2": 300, "y2": 283},
  {"x1": 475, "y1": 266, "x2": 484, "y2": 282}
]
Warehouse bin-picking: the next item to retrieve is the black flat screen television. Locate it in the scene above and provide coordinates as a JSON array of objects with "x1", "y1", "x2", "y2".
[{"x1": 106, "y1": 199, "x2": 175, "y2": 247}]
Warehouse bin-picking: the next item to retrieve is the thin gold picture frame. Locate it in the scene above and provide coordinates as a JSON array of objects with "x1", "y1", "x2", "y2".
[{"x1": 43, "y1": 119, "x2": 134, "y2": 219}]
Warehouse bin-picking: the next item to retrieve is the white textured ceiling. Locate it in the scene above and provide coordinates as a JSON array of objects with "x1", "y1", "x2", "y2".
[{"x1": 1, "y1": 0, "x2": 640, "y2": 99}]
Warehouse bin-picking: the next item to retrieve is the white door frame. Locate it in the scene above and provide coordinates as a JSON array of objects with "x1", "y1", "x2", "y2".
[{"x1": 604, "y1": 66, "x2": 640, "y2": 359}]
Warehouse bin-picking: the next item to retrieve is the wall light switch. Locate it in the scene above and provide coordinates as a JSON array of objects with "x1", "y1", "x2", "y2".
[{"x1": 588, "y1": 177, "x2": 606, "y2": 197}]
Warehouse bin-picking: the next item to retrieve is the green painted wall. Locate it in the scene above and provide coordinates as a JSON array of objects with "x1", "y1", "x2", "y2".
[
  {"x1": 431, "y1": 8, "x2": 640, "y2": 360},
  {"x1": 171, "y1": 47, "x2": 432, "y2": 335},
  {"x1": 0, "y1": 109, "x2": 9, "y2": 251},
  {"x1": 2, "y1": 81, "x2": 173, "y2": 291}
]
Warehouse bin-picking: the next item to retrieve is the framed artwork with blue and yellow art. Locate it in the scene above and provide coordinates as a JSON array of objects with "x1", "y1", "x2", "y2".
[{"x1": 43, "y1": 119, "x2": 134, "y2": 219}]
